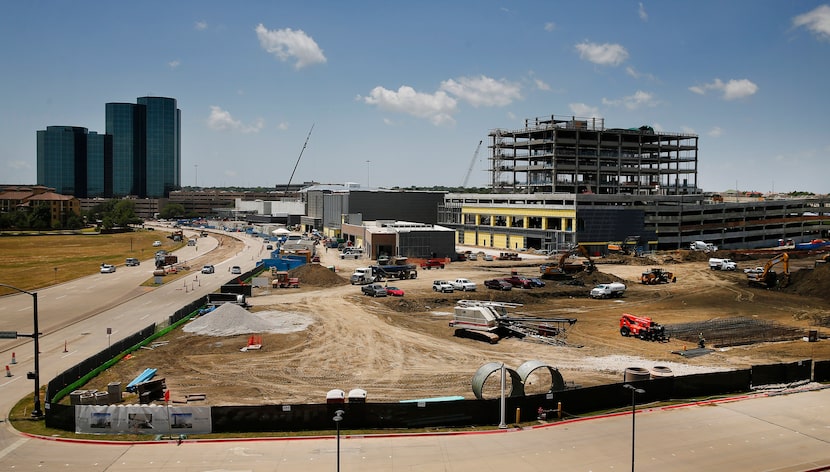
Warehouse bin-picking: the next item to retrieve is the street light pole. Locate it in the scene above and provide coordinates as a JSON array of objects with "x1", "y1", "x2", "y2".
[
  {"x1": 0, "y1": 283, "x2": 42, "y2": 417},
  {"x1": 623, "y1": 384, "x2": 645, "y2": 472},
  {"x1": 333, "y1": 409, "x2": 344, "y2": 472}
]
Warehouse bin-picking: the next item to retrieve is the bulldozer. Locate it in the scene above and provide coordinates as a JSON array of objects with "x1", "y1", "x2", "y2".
[
  {"x1": 640, "y1": 268, "x2": 675, "y2": 284},
  {"x1": 271, "y1": 270, "x2": 299, "y2": 288}
]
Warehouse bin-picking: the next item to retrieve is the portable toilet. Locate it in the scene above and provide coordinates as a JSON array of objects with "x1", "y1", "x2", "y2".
[
  {"x1": 348, "y1": 388, "x2": 367, "y2": 403},
  {"x1": 326, "y1": 389, "x2": 345, "y2": 404}
]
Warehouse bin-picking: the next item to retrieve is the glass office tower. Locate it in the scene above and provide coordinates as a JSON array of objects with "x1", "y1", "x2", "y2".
[
  {"x1": 105, "y1": 102, "x2": 140, "y2": 197},
  {"x1": 36, "y1": 126, "x2": 88, "y2": 196},
  {"x1": 137, "y1": 97, "x2": 180, "y2": 198},
  {"x1": 86, "y1": 131, "x2": 112, "y2": 198}
]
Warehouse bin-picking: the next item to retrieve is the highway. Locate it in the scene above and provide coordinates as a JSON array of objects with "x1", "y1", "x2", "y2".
[{"x1": 1, "y1": 230, "x2": 830, "y2": 471}]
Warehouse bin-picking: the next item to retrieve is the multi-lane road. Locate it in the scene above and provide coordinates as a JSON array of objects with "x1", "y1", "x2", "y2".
[{"x1": 1, "y1": 231, "x2": 830, "y2": 471}]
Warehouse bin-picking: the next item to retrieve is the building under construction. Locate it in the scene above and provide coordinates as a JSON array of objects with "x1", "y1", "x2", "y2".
[{"x1": 488, "y1": 115, "x2": 699, "y2": 196}]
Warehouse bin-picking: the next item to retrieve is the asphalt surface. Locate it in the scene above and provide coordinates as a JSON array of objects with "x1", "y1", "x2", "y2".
[{"x1": 1, "y1": 231, "x2": 830, "y2": 471}]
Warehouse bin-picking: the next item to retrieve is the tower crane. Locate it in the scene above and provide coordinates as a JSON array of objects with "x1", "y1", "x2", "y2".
[{"x1": 461, "y1": 140, "x2": 483, "y2": 188}]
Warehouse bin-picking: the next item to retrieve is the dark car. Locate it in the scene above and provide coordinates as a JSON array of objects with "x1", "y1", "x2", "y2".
[
  {"x1": 484, "y1": 279, "x2": 513, "y2": 291},
  {"x1": 527, "y1": 277, "x2": 546, "y2": 288},
  {"x1": 361, "y1": 283, "x2": 388, "y2": 297},
  {"x1": 125, "y1": 258, "x2": 140, "y2": 267}
]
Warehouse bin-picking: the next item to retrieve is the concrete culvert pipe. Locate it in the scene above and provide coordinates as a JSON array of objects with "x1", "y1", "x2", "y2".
[
  {"x1": 650, "y1": 366, "x2": 674, "y2": 379},
  {"x1": 623, "y1": 367, "x2": 650, "y2": 382}
]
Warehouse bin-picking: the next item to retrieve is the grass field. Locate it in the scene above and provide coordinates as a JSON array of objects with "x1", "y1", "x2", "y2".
[{"x1": 0, "y1": 230, "x2": 182, "y2": 294}]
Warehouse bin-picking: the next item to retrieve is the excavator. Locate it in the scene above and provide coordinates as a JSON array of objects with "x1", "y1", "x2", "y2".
[
  {"x1": 540, "y1": 244, "x2": 595, "y2": 279},
  {"x1": 747, "y1": 253, "x2": 789, "y2": 288}
]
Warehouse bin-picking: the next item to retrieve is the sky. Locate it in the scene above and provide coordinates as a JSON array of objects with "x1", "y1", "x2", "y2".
[{"x1": 1, "y1": 1, "x2": 829, "y2": 194}]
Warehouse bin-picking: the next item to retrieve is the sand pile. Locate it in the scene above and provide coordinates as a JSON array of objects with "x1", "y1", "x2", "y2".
[
  {"x1": 783, "y1": 262, "x2": 830, "y2": 300},
  {"x1": 184, "y1": 302, "x2": 313, "y2": 336},
  {"x1": 289, "y1": 263, "x2": 349, "y2": 287}
]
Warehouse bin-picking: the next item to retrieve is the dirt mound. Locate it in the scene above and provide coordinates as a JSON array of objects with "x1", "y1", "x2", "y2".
[
  {"x1": 782, "y1": 263, "x2": 830, "y2": 300},
  {"x1": 289, "y1": 263, "x2": 349, "y2": 287}
]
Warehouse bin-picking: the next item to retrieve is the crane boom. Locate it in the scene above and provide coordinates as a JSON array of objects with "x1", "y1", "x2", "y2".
[
  {"x1": 461, "y1": 140, "x2": 483, "y2": 188},
  {"x1": 283, "y1": 124, "x2": 314, "y2": 196}
]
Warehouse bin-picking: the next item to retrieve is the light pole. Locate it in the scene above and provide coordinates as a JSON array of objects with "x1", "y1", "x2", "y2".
[
  {"x1": 0, "y1": 283, "x2": 42, "y2": 417},
  {"x1": 623, "y1": 384, "x2": 645, "y2": 472},
  {"x1": 333, "y1": 409, "x2": 345, "y2": 472}
]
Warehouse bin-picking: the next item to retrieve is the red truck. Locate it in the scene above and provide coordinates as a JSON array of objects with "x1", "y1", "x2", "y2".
[
  {"x1": 420, "y1": 259, "x2": 445, "y2": 270},
  {"x1": 501, "y1": 275, "x2": 534, "y2": 289}
]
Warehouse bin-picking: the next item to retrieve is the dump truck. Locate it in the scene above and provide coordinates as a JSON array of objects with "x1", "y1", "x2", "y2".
[
  {"x1": 619, "y1": 313, "x2": 668, "y2": 341},
  {"x1": 449, "y1": 300, "x2": 577, "y2": 345},
  {"x1": 370, "y1": 263, "x2": 418, "y2": 280}
]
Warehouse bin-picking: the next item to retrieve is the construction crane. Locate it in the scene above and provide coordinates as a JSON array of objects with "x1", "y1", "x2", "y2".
[{"x1": 461, "y1": 140, "x2": 483, "y2": 188}]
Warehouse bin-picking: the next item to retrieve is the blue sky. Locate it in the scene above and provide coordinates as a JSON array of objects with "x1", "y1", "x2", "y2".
[{"x1": 1, "y1": 1, "x2": 829, "y2": 194}]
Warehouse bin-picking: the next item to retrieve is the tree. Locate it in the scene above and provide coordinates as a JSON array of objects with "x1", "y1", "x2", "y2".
[
  {"x1": 159, "y1": 203, "x2": 186, "y2": 220},
  {"x1": 27, "y1": 204, "x2": 52, "y2": 230}
]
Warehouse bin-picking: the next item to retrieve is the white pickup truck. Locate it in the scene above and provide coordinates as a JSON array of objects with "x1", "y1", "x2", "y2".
[
  {"x1": 590, "y1": 282, "x2": 627, "y2": 299},
  {"x1": 452, "y1": 278, "x2": 477, "y2": 292},
  {"x1": 709, "y1": 258, "x2": 737, "y2": 271}
]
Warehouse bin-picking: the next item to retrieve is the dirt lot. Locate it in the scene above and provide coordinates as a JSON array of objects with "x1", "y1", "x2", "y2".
[{"x1": 88, "y1": 243, "x2": 830, "y2": 406}]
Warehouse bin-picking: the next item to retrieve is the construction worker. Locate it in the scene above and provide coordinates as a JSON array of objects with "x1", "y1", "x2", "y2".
[{"x1": 698, "y1": 333, "x2": 706, "y2": 349}]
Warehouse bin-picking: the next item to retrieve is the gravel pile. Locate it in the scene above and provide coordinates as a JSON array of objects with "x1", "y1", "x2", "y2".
[{"x1": 183, "y1": 302, "x2": 313, "y2": 336}]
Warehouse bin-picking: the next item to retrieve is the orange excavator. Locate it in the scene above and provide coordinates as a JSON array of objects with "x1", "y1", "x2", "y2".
[
  {"x1": 540, "y1": 244, "x2": 595, "y2": 279},
  {"x1": 747, "y1": 253, "x2": 789, "y2": 288}
]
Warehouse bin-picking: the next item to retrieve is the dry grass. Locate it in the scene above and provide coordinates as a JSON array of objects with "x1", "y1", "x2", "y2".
[{"x1": 0, "y1": 230, "x2": 181, "y2": 293}]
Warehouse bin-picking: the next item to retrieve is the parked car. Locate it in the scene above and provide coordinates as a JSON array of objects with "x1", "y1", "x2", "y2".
[
  {"x1": 201, "y1": 264, "x2": 215, "y2": 274},
  {"x1": 484, "y1": 279, "x2": 512, "y2": 291},
  {"x1": 502, "y1": 275, "x2": 534, "y2": 289},
  {"x1": 100, "y1": 264, "x2": 116, "y2": 273},
  {"x1": 125, "y1": 258, "x2": 140, "y2": 267},
  {"x1": 311, "y1": 255, "x2": 320, "y2": 263},
  {"x1": 231, "y1": 266, "x2": 242, "y2": 274},
  {"x1": 152, "y1": 240, "x2": 162, "y2": 247},
  {"x1": 432, "y1": 280, "x2": 455, "y2": 293},
  {"x1": 483, "y1": 254, "x2": 494, "y2": 261},
  {"x1": 452, "y1": 278, "x2": 477, "y2": 292},
  {"x1": 385, "y1": 286, "x2": 405, "y2": 297},
  {"x1": 266, "y1": 244, "x2": 273, "y2": 250},
  {"x1": 361, "y1": 283, "x2": 388, "y2": 297},
  {"x1": 527, "y1": 277, "x2": 546, "y2": 288}
]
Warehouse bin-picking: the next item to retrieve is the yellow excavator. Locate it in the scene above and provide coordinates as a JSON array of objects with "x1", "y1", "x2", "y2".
[{"x1": 747, "y1": 253, "x2": 789, "y2": 288}]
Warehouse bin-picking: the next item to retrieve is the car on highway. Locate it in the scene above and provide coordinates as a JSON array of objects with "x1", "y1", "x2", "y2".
[
  {"x1": 125, "y1": 258, "x2": 140, "y2": 267},
  {"x1": 201, "y1": 265, "x2": 215, "y2": 274},
  {"x1": 100, "y1": 264, "x2": 117, "y2": 273},
  {"x1": 152, "y1": 240, "x2": 162, "y2": 247},
  {"x1": 484, "y1": 279, "x2": 512, "y2": 290},
  {"x1": 231, "y1": 266, "x2": 242, "y2": 274},
  {"x1": 385, "y1": 286, "x2": 405, "y2": 297}
]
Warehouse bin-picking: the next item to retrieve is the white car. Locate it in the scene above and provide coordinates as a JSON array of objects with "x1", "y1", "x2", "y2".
[
  {"x1": 432, "y1": 280, "x2": 454, "y2": 293},
  {"x1": 201, "y1": 265, "x2": 215, "y2": 274},
  {"x1": 231, "y1": 266, "x2": 242, "y2": 274},
  {"x1": 100, "y1": 264, "x2": 116, "y2": 273},
  {"x1": 152, "y1": 240, "x2": 162, "y2": 247},
  {"x1": 452, "y1": 278, "x2": 477, "y2": 291}
]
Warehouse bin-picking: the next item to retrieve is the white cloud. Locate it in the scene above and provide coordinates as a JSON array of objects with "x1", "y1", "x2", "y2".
[
  {"x1": 708, "y1": 126, "x2": 723, "y2": 137},
  {"x1": 575, "y1": 41, "x2": 629, "y2": 66},
  {"x1": 689, "y1": 78, "x2": 758, "y2": 100},
  {"x1": 363, "y1": 86, "x2": 458, "y2": 126},
  {"x1": 7, "y1": 160, "x2": 31, "y2": 170},
  {"x1": 534, "y1": 78, "x2": 551, "y2": 91},
  {"x1": 602, "y1": 90, "x2": 658, "y2": 110},
  {"x1": 195, "y1": 20, "x2": 208, "y2": 31},
  {"x1": 544, "y1": 22, "x2": 556, "y2": 32},
  {"x1": 793, "y1": 5, "x2": 830, "y2": 40},
  {"x1": 568, "y1": 102, "x2": 600, "y2": 117},
  {"x1": 255, "y1": 24, "x2": 326, "y2": 69},
  {"x1": 439, "y1": 75, "x2": 522, "y2": 107},
  {"x1": 207, "y1": 106, "x2": 265, "y2": 133},
  {"x1": 277, "y1": 122, "x2": 289, "y2": 130},
  {"x1": 506, "y1": 111, "x2": 516, "y2": 121},
  {"x1": 638, "y1": 2, "x2": 648, "y2": 21},
  {"x1": 168, "y1": 59, "x2": 181, "y2": 69}
]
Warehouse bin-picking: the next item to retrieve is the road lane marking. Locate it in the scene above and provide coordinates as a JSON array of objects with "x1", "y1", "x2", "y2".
[{"x1": 0, "y1": 438, "x2": 28, "y2": 461}]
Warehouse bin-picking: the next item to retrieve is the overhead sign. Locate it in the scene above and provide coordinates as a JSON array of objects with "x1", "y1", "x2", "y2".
[{"x1": 0, "y1": 331, "x2": 18, "y2": 339}]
